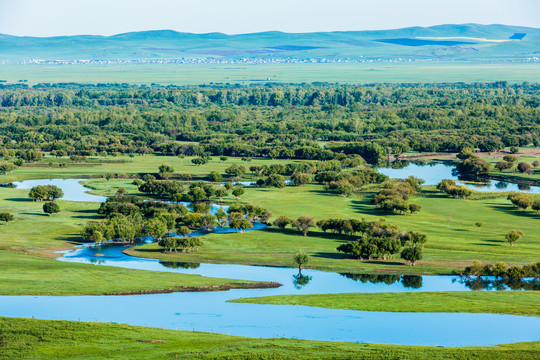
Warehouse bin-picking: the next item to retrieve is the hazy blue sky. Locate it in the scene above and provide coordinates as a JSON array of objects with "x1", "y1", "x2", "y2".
[{"x1": 0, "y1": 0, "x2": 538, "y2": 36}]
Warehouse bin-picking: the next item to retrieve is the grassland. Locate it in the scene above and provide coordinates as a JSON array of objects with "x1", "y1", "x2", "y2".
[
  {"x1": 0, "y1": 155, "x2": 297, "y2": 182},
  {"x1": 232, "y1": 291, "x2": 540, "y2": 317},
  {"x1": 0, "y1": 251, "x2": 263, "y2": 296},
  {"x1": 2, "y1": 62, "x2": 540, "y2": 86},
  {"x1": 1, "y1": 317, "x2": 539, "y2": 360},
  {"x1": 0, "y1": 176, "x2": 265, "y2": 295},
  {"x1": 128, "y1": 183, "x2": 540, "y2": 274}
]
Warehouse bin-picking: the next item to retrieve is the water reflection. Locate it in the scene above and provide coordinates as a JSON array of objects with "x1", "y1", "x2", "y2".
[
  {"x1": 458, "y1": 276, "x2": 540, "y2": 291},
  {"x1": 377, "y1": 163, "x2": 540, "y2": 194},
  {"x1": 160, "y1": 261, "x2": 201, "y2": 270},
  {"x1": 401, "y1": 275, "x2": 423, "y2": 289},
  {"x1": 292, "y1": 274, "x2": 312, "y2": 289},
  {"x1": 340, "y1": 273, "x2": 401, "y2": 285}
]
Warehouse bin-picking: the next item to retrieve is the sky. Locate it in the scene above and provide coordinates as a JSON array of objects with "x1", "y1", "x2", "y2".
[{"x1": 0, "y1": 0, "x2": 538, "y2": 37}]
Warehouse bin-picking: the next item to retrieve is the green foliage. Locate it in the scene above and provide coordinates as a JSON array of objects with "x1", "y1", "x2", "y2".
[
  {"x1": 292, "y1": 249, "x2": 310, "y2": 273},
  {"x1": 506, "y1": 229, "x2": 524, "y2": 247},
  {"x1": 0, "y1": 212, "x2": 14, "y2": 224},
  {"x1": 28, "y1": 185, "x2": 64, "y2": 201},
  {"x1": 42, "y1": 201, "x2": 59, "y2": 216}
]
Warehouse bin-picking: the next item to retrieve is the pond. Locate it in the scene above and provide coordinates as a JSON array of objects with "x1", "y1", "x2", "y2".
[
  {"x1": 2, "y1": 178, "x2": 539, "y2": 346},
  {"x1": 13, "y1": 178, "x2": 107, "y2": 202},
  {"x1": 377, "y1": 162, "x2": 540, "y2": 194}
]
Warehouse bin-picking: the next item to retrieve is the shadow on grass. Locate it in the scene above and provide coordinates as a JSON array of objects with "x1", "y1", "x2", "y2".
[
  {"x1": 20, "y1": 212, "x2": 48, "y2": 217},
  {"x1": 310, "y1": 252, "x2": 350, "y2": 260},
  {"x1": 490, "y1": 204, "x2": 540, "y2": 219},
  {"x1": 260, "y1": 227, "x2": 351, "y2": 242},
  {"x1": 56, "y1": 233, "x2": 85, "y2": 245},
  {"x1": 5, "y1": 198, "x2": 32, "y2": 202},
  {"x1": 71, "y1": 209, "x2": 101, "y2": 220},
  {"x1": 363, "y1": 260, "x2": 405, "y2": 266}
]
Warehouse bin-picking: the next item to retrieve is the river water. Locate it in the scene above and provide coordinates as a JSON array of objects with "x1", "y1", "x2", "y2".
[{"x1": 1, "y1": 178, "x2": 539, "y2": 346}]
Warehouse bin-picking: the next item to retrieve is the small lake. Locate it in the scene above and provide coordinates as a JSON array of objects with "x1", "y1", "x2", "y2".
[
  {"x1": 13, "y1": 178, "x2": 107, "y2": 202},
  {"x1": 378, "y1": 163, "x2": 540, "y2": 194}
]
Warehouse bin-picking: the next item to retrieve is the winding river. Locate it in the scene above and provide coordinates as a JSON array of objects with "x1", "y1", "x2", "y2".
[{"x1": 1, "y1": 178, "x2": 539, "y2": 347}]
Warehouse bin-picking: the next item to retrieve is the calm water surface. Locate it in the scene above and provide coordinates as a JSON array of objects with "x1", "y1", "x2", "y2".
[
  {"x1": 2, "y1": 178, "x2": 539, "y2": 346},
  {"x1": 378, "y1": 163, "x2": 540, "y2": 193}
]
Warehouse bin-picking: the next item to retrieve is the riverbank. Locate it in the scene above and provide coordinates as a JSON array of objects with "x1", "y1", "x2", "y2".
[
  {"x1": 1, "y1": 317, "x2": 539, "y2": 360},
  {"x1": 231, "y1": 291, "x2": 540, "y2": 317},
  {"x1": 0, "y1": 251, "x2": 270, "y2": 296}
]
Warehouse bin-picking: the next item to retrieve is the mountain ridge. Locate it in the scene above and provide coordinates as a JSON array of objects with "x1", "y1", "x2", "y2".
[{"x1": 1, "y1": 24, "x2": 539, "y2": 62}]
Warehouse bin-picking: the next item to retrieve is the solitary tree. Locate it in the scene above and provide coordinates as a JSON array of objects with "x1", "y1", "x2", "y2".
[
  {"x1": 532, "y1": 199, "x2": 540, "y2": 214},
  {"x1": 158, "y1": 164, "x2": 174, "y2": 179},
  {"x1": 400, "y1": 245, "x2": 423, "y2": 266},
  {"x1": 506, "y1": 229, "x2": 524, "y2": 246},
  {"x1": 294, "y1": 215, "x2": 315, "y2": 236},
  {"x1": 232, "y1": 188, "x2": 245, "y2": 199},
  {"x1": 293, "y1": 249, "x2": 310, "y2": 275},
  {"x1": 475, "y1": 222, "x2": 483, "y2": 231},
  {"x1": 0, "y1": 212, "x2": 14, "y2": 225},
  {"x1": 273, "y1": 215, "x2": 292, "y2": 231},
  {"x1": 209, "y1": 170, "x2": 222, "y2": 182},
  {"x1": 43, "y1": 202, "x2": 60, "y2": 216},
  {"x1": 517, "y1": 162, "x2": 533, "y2": 175}
]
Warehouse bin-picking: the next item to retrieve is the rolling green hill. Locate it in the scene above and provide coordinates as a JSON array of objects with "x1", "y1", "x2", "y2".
[{"x1": 1, "y1": 24, "x2": 539, "y2": 62}]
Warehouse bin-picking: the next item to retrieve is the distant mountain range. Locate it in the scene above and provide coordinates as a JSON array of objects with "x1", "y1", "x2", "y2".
[{"x1": 1, "y1": 24, "x2": 539, "y2": 62}]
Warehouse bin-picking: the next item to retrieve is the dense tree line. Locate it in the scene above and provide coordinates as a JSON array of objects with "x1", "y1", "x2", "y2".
[{"x1": 1, "y1": 83, "x2": 539, "y2": 165}]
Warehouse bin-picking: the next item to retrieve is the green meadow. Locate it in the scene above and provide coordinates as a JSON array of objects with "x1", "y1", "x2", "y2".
[
  {"x1": 1, "y1": 62, "x2": 540, "y2": 86},
  {"x1": 129, "y1": 183, "x2": 540, "y2": 275},
  {"x1": 232, "y1": 291, "x2": 540, "y2": 317},
  {"x1": 1, "y1": 317, "x2": 539, "y2": 360}
]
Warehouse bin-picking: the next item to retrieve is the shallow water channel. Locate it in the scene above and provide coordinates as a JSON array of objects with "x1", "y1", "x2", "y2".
[{"x1": 2, "y1": 178, "x2": 539, "y2": 346}]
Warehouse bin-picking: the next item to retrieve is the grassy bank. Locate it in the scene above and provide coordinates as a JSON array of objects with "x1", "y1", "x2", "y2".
[
  {"x1": 232, "y1": 291, "x2": 540, "y2": 317},
  {"x1": 128, "y1": 185, "x2": 540, "y2": 274},
  {"x1": 0, "y1": 251, "x2": 264, "y2": 296},
  {"x1": 1, "y1": 317, "x2": 539, "y2": 360}
]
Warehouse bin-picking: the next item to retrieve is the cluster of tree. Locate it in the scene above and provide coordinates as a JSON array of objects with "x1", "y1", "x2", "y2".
[
  {"x1": 455, "y1": 149, "x2": 492, "y2": 176},
  {"x1": 462, "y1": 260, "x2": 540, "y2": 280},
  {"x1": 0, "y1": 163, "x2": 16, "y2": 175},
  {"x1": 273, "y1": 213, "x2": 427, "y2": 265},
  {"x1": 507, "y1": 193, "x2": 540, "y2": 212},
  {"x1": 334, "y1": 218, "x2": 427, "y2": 265},
  {"x1": 436, "y1": 179, "x2": 472, "y2": 199},
  {"x1": 158, "y1": 235, "x2": 203, "y2": 253},
  {"x1": 320, "y1": 168, "x2": 388, "y2": 197},
  {"x1": 28, "y1": 185, "x2": 64, "y2": 201},
  {"x1": 371, "y1": 177, "x2": 423, "y2": 214},
  {"x1": 272, "y1": 215, "x2": 317, "y2": 236},
  {"x1": 2, "y1": 84, "x2": 539, "y2": 166}
]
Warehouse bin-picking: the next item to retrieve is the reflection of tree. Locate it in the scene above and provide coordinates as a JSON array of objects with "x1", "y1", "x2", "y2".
[
  {"x1": 390, "y1": 160, "x2": 410, "y2": 169},
  {"x1": 495, "y1": 182, "x2": 508, "y2": 190},
  {"x1": 517, "y1": 184, "x2": 531, "y2": 191},
  {"x1": 292, "y1": 273, "x2": 312, "y2": 289},
  {"x1": 340, "y1": 273, "x2": 400, "y2": 285},
  {"x1": 401, "y1": 275, "x2": 423, "y2": 289},
  {"x1": 458, "y1": 276, "x2": 540, "y2": 291},
  {"x1": 160, "y1": 261, "x2": 201, "y2": 269}
]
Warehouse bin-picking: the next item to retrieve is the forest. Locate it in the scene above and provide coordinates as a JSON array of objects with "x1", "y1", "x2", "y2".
[{"x1": 1, "y1": 82, "x2": 539, "y2": 165}]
